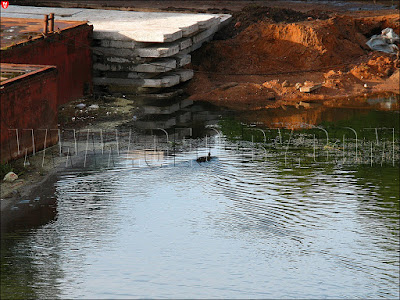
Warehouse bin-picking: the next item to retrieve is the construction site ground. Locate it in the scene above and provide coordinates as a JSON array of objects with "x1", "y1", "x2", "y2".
[{"x1": 27, "y1": 0, "x2": 400, "y2": 109}]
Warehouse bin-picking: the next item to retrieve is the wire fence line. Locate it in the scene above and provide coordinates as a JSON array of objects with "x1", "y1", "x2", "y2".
[{"x1": 6, "y1": 124, "x2": 398, "y2": 171}]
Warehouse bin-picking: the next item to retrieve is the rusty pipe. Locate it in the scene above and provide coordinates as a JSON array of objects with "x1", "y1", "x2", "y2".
[
  {"x1": 43, "y1": 14, "x2": 48, "y2": 35},
  {"x1": 49, "y1": 13, "x2": 54, "y2": 32}
]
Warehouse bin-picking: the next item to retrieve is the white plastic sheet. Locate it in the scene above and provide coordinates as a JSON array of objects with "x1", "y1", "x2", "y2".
[{"x1": 366, "y1": 28, "x2": 399, "y2": 54}]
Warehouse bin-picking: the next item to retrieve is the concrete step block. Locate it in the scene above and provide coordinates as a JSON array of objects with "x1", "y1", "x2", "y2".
[
  {"x1": 92, "y1": 47, "x2": 138, "y2": 59},
  {"x1": 93, "y1": 74, "x2": 181, "y2": 88},
  {"x1": 198, "y1": 17, "x2": 219, "y2": 30},
  {"x1": 175, "y1": 54, "x2": 191, "y2": 67},
  {"x1": 135, "y1": 89, "x2": 184, "y2": 101},
  {"x1": 94, "y1": 70, "x2": 150, "y2": 79},
  {"x1": 172, "y1": 69, "x2": 194, "y2": 83},
  {"x1": 93, "y1": 77, "x2": 144, "y2": 87},
  {"x1": 192, "y1": 24, "x2": 219, "y2": 44},
  {"x1": 133, "y1": 59, "x2": 177, "y2": 73},
  {"x1": 179, "y1": 38, "x2": 192, "y2": 50},
  {"x1": 95, "y1": 39, "x2": 141, "y2": 49},
  {"x1": 142, "y1": 75, "x2": 181, "y2": 88},
  {"x1": 218, "y1": 14, "x2": 233, "y2": 29},
  {"x1": 93, "y1": 28, "x2": 183, "y2": 43},
  {"x1": 136, "y1": 44, "x2": 180, "y2": 58}
]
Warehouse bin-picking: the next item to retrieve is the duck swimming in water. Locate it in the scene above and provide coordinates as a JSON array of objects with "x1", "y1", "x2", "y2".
[{"x1": 196, "y1": 152, "x2": 212, "y2": 163}]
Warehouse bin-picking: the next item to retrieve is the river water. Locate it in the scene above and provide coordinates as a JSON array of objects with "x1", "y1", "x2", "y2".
[{"x1": 1, "y1": 97, "x2": 399, "y2": 299}]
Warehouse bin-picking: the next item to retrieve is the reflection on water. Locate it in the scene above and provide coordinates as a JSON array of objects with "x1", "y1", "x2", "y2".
[{"x1": 1, "y1": 96, "x2": 399, "y2": 299}]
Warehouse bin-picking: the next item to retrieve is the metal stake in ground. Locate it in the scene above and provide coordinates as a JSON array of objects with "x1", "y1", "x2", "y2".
[
  {"x1": 41, "y1": 129, "x2": 48, "y2": 168},
  {"x1": 84, "y1": 129, "x2": 89, "y2": 167}
]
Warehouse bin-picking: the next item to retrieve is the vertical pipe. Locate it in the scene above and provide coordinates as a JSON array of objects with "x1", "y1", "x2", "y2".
[
  {"x1": 43, "y1": 14, "x2": 48, "y2": 35},
  {"x1": 49, "y1": 13, "x2": 54, "y2": 32}
]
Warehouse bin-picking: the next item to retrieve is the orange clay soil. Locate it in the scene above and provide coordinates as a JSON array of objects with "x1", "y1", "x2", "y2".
[{"x1": 187, "y1": 13, "x2": 400, "y2": 110}]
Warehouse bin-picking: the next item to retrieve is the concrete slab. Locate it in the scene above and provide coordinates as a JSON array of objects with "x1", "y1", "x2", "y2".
[
  {"x1": 192, "y1": 24, "x2": 219, "y2": 44},
  {"x1": 179, "y1": 38, "x2": 192, "y2": 50},
  {"x1": 92, "y1": 47, "x2": 138, "y2": 58},
  {"x1": 4, "y1": 6, "x2": 227, "y2": 43},
  {"x1": 142, "y1": 75, "x2": 181, "y2": 88},
  {"x1": 175, "y1": 54, "x2": 191, "y2": 67},
  {"x1": 93, "y1": 74, "x2": 181, "y2": 88},
  {"x1": 93, "y1": 59, "x2": 177, "y2": 73},
  {"x1": 172, "y1": 69, "x2": 194, "y2": 83},
  {"x1": 136, "y1": 44, "x2": 180, "y2": 58},
  {"x1": 96, "y1": 39, "x2": 141, "y2": 49},
  {"x1": 300, "y1": 83, "x2": 323, "y2": 93}
]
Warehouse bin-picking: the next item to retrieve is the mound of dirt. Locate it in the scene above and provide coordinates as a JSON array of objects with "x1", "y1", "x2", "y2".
[
  {"x1": 188, "y1": 12, "x2": 399, "y2": 107},
  {"x1": 214, "y1": 4, "x2": 330, "y2": 40},
  {"x1": 194, "y1": 15, "x2": 371, "y2": 75}
]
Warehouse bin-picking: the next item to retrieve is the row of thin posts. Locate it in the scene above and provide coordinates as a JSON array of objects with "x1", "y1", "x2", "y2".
[
  {"x1": 43, "y1": 13, "x2": 55, "y2": 35},
  {"x1": 238, "y1": 126, "x2": 398, "y2": 167},
  {"x1": 5, "y1": 127, "x2": 398, "y2": 169}
]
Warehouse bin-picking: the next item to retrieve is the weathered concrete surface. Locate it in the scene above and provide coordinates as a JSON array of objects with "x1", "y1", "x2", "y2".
[
  {"x1": 0, "y1": 64, "x2": 59, "y2": 163},
  {"x1": 3, "y1": 6, "x2": 226, "y2": 43}
]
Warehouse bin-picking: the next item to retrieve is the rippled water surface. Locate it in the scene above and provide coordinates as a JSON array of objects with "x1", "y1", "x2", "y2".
[
  {"x1": 2, "y1": 142, "x2": 399, "y2": 299},
  {"x1": 1, "y1": 103, "x2": 399, "y2": 299}
]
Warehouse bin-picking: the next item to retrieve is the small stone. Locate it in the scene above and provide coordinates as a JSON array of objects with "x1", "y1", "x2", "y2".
[
  {"x1": 88, "y1": 104, "x2": 99, "y2": 110},
  {"x1": 295, "y1": 83, "x2": 302, "y2": 90},
  {"x1": 282, "y1": 80, "x2": 290, "y2": 87},
  {"x1": 75, "y1": 103, "x2": 86, "y2": 109},
  {"x1": 3, "y1": 172, "x2": 18, "y2": 182},
  {"x1": 364, "y1": 83, "x2": 368, "y2": 88}
]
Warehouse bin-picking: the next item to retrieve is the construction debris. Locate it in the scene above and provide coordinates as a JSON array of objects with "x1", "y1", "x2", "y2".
[
  {"x1": 366, "y1": 28, "x2": 399, "y2": 54},
  {"x1": 300, "y1": 83, "x2": 322, "y2": 93},
  {"x1": 3, "y1": 172, "x2": 18, "y2": 182}
]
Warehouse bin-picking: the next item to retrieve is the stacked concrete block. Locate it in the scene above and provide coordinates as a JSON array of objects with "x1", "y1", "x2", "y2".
[{"x1": 4, "y1": 6, "x2": 231, "y2": 95}]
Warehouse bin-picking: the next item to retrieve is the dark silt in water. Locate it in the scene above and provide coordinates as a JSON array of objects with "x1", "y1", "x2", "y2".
[{"x1": 1, "y1": 96, "x2": 399, "y2": 299}]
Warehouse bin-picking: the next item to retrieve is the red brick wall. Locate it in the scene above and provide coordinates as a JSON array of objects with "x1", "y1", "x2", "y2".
[
  {"x1": 1, "y1": 67, "x2": 59, "y2": 163},
  {"x1": 1, "y1": 23, "x2": 93, "y2": 106}
]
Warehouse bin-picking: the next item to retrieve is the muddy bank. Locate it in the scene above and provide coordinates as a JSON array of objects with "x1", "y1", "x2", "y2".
[{"x1": 187, "y1": 6, "x2": 399, "y2": 109}]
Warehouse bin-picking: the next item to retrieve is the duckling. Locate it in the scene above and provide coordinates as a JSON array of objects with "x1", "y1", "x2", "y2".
[{"x1": 196, "y1": 152, "x2": 212, "y2": 163}]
